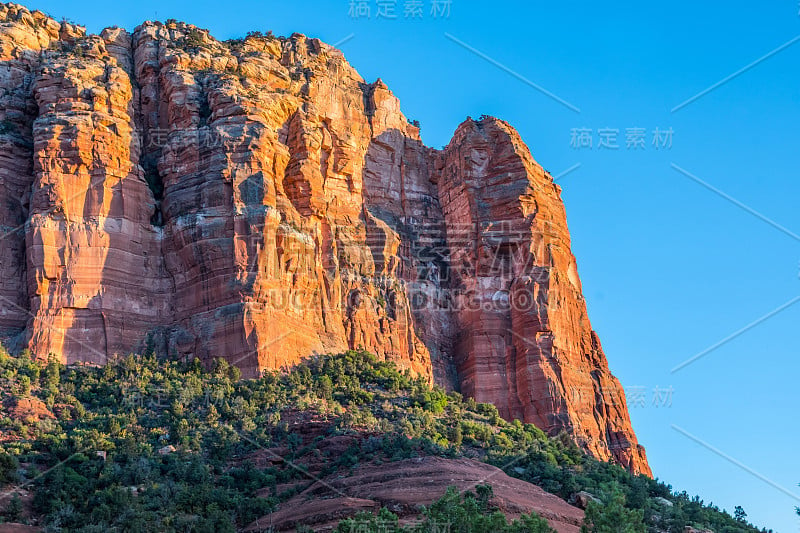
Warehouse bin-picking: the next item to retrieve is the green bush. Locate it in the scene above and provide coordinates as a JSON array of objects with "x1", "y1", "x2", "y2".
[
  {"x1": 0, "y1": 451, "x2": 19, "y2": 483},
  {"x1": 580, "y1": 483, "x2": 645, "y2": 533},
  {"x1": 336, "y1": 486, "x2": 554, "y2": 532}
]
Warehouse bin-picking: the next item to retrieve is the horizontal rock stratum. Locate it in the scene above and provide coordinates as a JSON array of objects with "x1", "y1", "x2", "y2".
[{"x1": 0, "y1": 3, "x2": 650, "y2": 475}]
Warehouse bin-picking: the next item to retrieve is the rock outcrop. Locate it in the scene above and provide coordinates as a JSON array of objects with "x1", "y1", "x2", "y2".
[
  {"x1": 0, "y1": 3, "x2": 650, "y2": 475},
  {"x1": 244, "y1": 456, "x2": 585, "y2": 532}
]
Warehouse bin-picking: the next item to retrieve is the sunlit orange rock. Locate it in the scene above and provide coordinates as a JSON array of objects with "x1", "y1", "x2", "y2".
[
  {"x1": 0, "y1": 3, "x2": 650, "y2": 475},
  {"x1": 435, "y1": 117, "x2": 650, "y2": 475}
]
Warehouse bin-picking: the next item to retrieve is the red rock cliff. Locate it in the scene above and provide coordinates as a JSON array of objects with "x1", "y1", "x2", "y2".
[{"x1": 0, "y1": 3, "x2": 650, "y2": 475}]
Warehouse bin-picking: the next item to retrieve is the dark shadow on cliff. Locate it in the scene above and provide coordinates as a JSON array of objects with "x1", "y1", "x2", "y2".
[
  {"x1": 0, "y1": 56, "x2": 36, "y2": 351},
  {"x1": 359, "y1": 127, "x2": 460, "y2": 390}
]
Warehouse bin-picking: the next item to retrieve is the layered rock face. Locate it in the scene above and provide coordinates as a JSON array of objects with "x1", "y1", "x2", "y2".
[
  {"x1": 437, "y1": 120, "x2": 648, "y2": 474},
  {"x1": 0, "y1": 3, "x2": 650, "y2": 475}
]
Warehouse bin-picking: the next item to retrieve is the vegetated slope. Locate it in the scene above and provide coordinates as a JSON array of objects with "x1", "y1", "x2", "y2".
[{"x1": 0, "y1": 349, "x2": 767, "y2": 532}]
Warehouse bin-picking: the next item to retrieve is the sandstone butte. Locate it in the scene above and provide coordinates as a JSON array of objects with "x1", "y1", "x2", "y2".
[{"x1": 0, "y1": 3, "x2": 651, "y2": 476}]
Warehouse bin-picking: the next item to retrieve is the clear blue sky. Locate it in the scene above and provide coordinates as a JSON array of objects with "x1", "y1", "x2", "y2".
[{"x1": 23, "y1": 0, "x2": 800, "y2": 529}]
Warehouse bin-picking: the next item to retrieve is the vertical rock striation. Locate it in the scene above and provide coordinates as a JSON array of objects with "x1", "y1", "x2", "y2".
[
  {"x1": 436, "y1": 118, "x2": 649, "y2": 474},
  {"x1": 0, "y1": 3, "x2": 650, "y2": 475}
]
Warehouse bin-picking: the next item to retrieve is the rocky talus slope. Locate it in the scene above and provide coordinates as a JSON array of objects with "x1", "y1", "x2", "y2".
[{"x1": 0, "y1": 3, "x2": 650, "y2": 475}]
